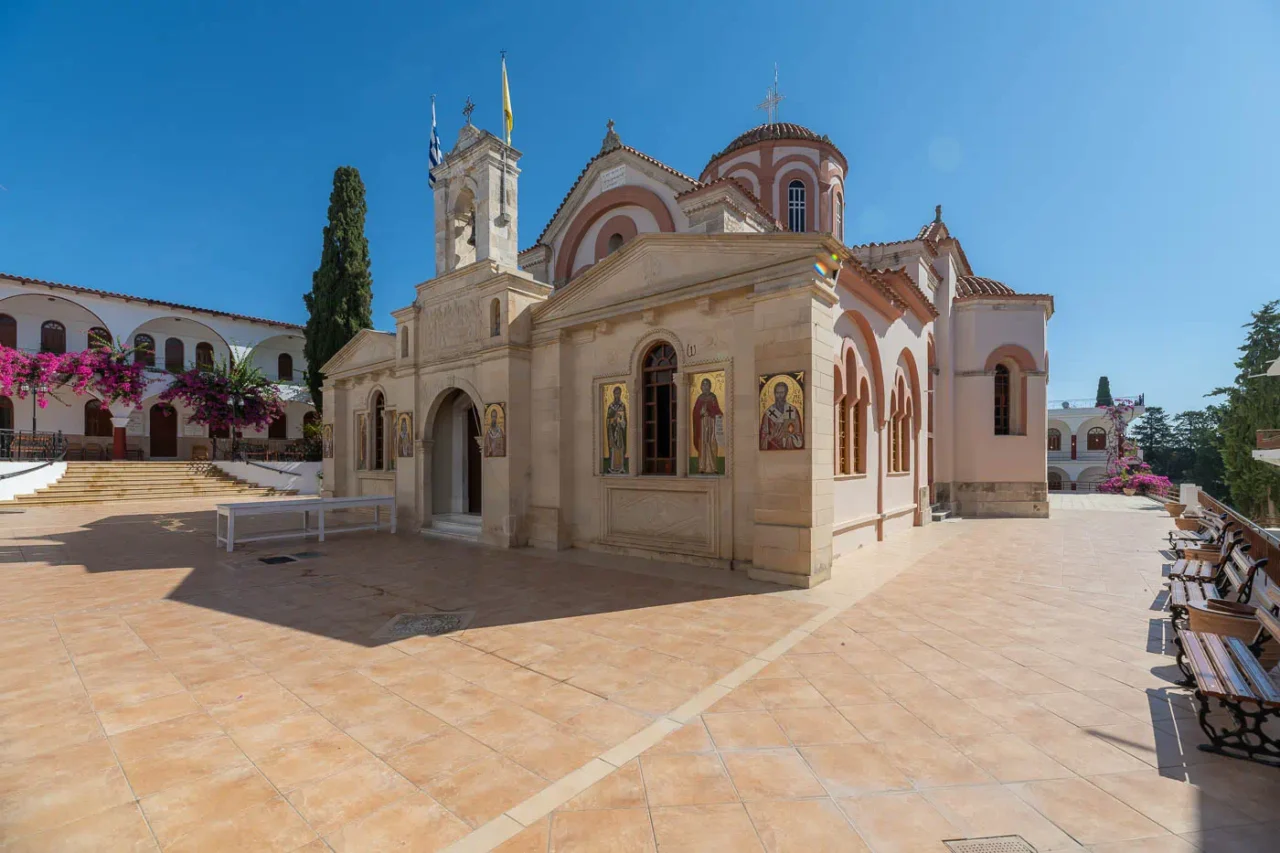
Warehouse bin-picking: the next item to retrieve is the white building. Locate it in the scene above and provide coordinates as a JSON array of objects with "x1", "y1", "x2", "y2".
[
  {"x1": 1046, "y1": 394, "x2": 1144, "y2": 490},
  {"x1": 0, "y1": 273, "x2": 314, "y2": 460}
]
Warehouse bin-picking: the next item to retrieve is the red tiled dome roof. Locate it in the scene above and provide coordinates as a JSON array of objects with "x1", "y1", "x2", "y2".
[
  {"x1": 956, "y1": 275, "x2": 1016, "y2": 297},
  {"x1": 705, "y1": 123, "x2": 845, "y2": 171}
]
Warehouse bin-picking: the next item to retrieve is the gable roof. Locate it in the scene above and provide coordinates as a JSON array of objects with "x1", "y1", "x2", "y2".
[
  {"x1": 1, "y1": 271, "x2": 304, "y2": 330},
  {"x1": 319, "y1": 328, "x2": 394, "y2": 375}
]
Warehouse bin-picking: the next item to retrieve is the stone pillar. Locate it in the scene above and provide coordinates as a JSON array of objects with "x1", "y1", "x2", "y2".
[
  {"x1": 527, "y1": 331, "x2": 573, "y2": 549},
  {"x1": 110, "y1": 418, "x2": 129, "y2": 460},
  {"x1": 749, "y1": 281, "x2": 838, "y2": 588}
]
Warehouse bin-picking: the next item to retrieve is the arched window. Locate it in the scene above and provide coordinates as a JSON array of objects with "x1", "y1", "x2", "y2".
[
  {"x1": 1047, "y1": 428, "x2": 1061, "y2": 451},
  {"x1": 834, "y1": 192, "x2": 844, "y2": 242},
  {"x1": 490, "y1": 298, "x2": 501, "y2": 338},
  {"x1": 787, "y1": 180, "x2": 807, "y2": 233},
  {"x1": 0, "y1": 396, "x2": 12, "y2": 431},
  {"x1": 40, "y1": 321, "x2": 66, "y2": 354},
  {"x1": 195, "y1": 342, "x2": 215, "y2": 370},
  {"x1": 164, "y1": 337, "x2": 184, "y2": 373},
  {"x1": 1047, "y1": 471, "x2": 1063, "y2": 491},
  {"x1": 84, "y1": 399, "x2": 113, "y2": 437},
  {"x1": 134, "y1": 334, "x2": 155, "y2": 367},
  {"x1": 400, "y1": 327, "x2": 409, "y2": 358},
  {"x1": 641, "y1": 342, "x2": 678, "y2": 474},
  {"x1": 0, "y1": 314, "x2": 14, "y2": 349},
  {"x1": 853, "y1": 384, "x2": 867, "y2": 475},
  {"x1": 268, "y1": 413, "x2": 287, "y2": 440},
  {"x1": 1087, "y1": 427, "x2": 1107, "y2": 451},
  {"x1": 835, "y1": 369, "x2": 849, "y2": 476},
  {"x1": 278, "y1": 353, "x2": 294, "y2": 381},
  {"x1": 993, "y1": 364, "x2": 1011, "y2": 435},
  {"x1": 889, "y1": 390, "x2": 900, "y2": 472},
  {"x1": 607, "y1": 233, "x2": 624, "y2": 254},
  {"x1": 372, "y1": 392, "x2": 386, "y2": 470},
  {"x1": 88, "y1": 327, "x2": 110, "y2": 350}
]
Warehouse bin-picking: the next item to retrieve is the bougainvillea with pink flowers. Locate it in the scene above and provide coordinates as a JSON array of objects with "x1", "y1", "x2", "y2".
[
  {"x1": 1096, "y1": 399, "x2": 1173, "y2": 496},
  {"x1": 159, "y1": 353, "x2": 284, "y2": 433},
  {"x1": 0, "y1": 343, "x2": 147, "y2": 409}
]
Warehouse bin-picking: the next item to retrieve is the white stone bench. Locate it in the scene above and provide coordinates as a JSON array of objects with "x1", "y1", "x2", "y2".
[{"x1": 215, "y1": 495, "x2": 396, "y2": 553}]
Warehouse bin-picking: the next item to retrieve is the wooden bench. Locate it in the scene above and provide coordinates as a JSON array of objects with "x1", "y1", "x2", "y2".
[
  {"x1": 215, "y1": 495, "x2": 396, "y2": 553},
  {"x1": 1177, "y1": 583, "x2": 1280, "y2": 766},
  {"x1": 1168, "y1": 512, "x2": 1228, "y2": 553},
  {"x1": 1169, "y1": 541, "x2": 1266, "y2": 624}
]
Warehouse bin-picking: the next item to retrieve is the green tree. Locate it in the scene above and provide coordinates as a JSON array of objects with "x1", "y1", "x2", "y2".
[
  {"x1": 1214, "y1": 300, "x2": 1280, "y2": 522},
  {"x1": 1095, "y1": 376, "x2": 1113, "y2": 407},
  {"x1": 303, "y1": 166, "x2": 374, "y2": 413},
  {"x1": 1131, "y1": 406, "x2": 1174, "y2": 473},
  {"x1": 1172, "y1": 407, "x2": 1226, "y2": 495}
]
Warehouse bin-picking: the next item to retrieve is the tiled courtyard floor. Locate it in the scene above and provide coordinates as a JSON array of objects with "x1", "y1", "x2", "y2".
[{"x1": 1, "y1": 494, "x2": 1278, "y2": 851}]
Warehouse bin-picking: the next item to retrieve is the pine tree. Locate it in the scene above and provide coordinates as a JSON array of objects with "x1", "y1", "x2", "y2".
[
  {"x1": 1095, "y1": 376, "x2": 1113, "y2": 407},
  {"x1": 1131, "y1": 406, "x2": 1174, "y2": 474},
  {"x1": 303, "y1": 166, "x2": 374, "y2": 413},
  {"x1": 1215, "y1": 300, "x2": 1280, "y2": 522},
  {"x1": 1173, "y1": 407, "x2": 1226, "y2": 496}
]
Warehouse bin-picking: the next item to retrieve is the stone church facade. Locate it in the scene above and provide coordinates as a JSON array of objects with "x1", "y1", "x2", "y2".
[{"x1": 320, "y1": 117, "x2": 1053, "y2": 588}]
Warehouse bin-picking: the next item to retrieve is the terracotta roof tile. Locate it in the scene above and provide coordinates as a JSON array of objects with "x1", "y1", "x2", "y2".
[
  {"x1": 676, "y1": 177, "x2": 782, "y2": 230},
  {"x1": 955, "y1": 275, "x2": 1016, "y2": 298},
  {"x1": 0, "y1": 272, "x2": 304, "y2": 330},
  {"x1": 703, "y1": 123, "x2": 848, "y2": 174}
]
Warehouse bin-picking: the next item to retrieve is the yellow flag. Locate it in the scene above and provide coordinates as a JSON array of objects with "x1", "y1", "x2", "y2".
[{"x1": 501, "y1": 56, "x2": 513, "y2": 146}]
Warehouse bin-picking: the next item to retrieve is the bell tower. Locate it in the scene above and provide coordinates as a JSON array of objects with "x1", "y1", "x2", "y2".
[{"x1": 431, "y1": 105, "x2": 521, "y2": 275}]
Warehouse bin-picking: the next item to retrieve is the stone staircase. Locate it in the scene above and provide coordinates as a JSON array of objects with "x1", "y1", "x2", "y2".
[
  {"x1": 422, "y1": 513, "x2": 482, "y2": 543},
  {"x1": 930, "y1": 503, "x2": 954, "y2": 522},
  {"x1": 6, "y1": 462, "x2": 294, "y2": 507}
]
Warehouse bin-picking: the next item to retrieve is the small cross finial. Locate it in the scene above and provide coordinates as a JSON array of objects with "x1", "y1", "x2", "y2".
[
  {"x1": 756, "y1": 63, "x2": 785, "y2": 125},
  {"x1": 607, "y1": 118, "x2": 614, "y2": 133},
  {"x1": 599, "y1": 118, "x2": 622, "y2": 154},
  {"x1": 934, "y1": 204, "x2": 942, "y2": 223},
  {"x1": 462, "y1": 97, "x2": 475, "y2": 125}
]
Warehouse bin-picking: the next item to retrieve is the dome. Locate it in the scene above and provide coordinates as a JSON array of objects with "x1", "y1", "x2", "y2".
[
  {"x1": 956, "y1": 275, "x2": 1016, "y2": 297},
  {"x1": 705, "y1": 123, "x2": 845, "y2": 171}
]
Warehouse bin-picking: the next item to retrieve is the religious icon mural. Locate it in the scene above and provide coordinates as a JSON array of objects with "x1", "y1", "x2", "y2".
[
  {"x1": 355, "y1": 412, "x2": 368, "y2": 469},
  {"x1": 483, "y1": 403, "x2": 506, "y2": 458},
  {"x1": 689, "y1": 370, "x2": 726, "y2": 475},
  {"x1": 758, "y1": 371, "x2": 805, "y2": 450},
  {"x1": 601, "y1": 381, "x2": 628, "y2": 474},
  {"x1": 395, "y1": 411, "x2": 414, "y2": 458},
  {"x1": 321, "y1": 423, "x2": 333, "y2": 459}
]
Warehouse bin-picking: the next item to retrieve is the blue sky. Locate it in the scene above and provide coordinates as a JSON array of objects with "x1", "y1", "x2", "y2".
[{"x1": 2, "y1": 1, "x2": 1277, "y2": 414}]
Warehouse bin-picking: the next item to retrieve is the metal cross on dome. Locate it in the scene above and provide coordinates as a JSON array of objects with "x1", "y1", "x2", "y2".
[
  {"x1": 462, "y1": 97, "x2": 475, "y2": 125},
  {"x1": 756, "y1": 64, "x2": 784, "y2": 125}
]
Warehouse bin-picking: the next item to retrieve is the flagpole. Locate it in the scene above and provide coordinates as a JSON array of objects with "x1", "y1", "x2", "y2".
[{"x1": 497, "y1": 50, "x2": 509, "y2": 228}]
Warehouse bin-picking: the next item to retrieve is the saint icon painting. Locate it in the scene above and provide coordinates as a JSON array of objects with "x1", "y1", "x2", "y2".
[
  {"x1": 483, "y1": 403, "x2": 506, "y2": 457},
  {"x1": 601, "y1": 382, "x2": 628, "y2": 474},
  {"x1": 395, "y1": 411, "x2": 414, "y2": 458},
  {"x1": 758, "y1": 371, "x2": 805, "y2": 450},
  {"x1": 321, "y1": 423, "x2": 333, "y2": 459},
  {"x1": 355, "y1": 413, "x2": 368, "y2": 469},
  {"x1": 689, "y1": 370, "x2": 726, "y2": 475}
]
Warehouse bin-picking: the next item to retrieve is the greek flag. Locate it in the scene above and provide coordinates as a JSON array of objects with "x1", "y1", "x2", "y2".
[{"x1": 428, "y1": 96, "x2": 443, "y2": 187}]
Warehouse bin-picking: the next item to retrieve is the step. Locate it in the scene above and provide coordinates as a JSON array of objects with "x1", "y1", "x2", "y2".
[
  {"x1": 422, "y1": 514, "x2": 481, "y2": 543},
  {"x1": 8, "y1": 491, "x2": 293, "y2": 507}
]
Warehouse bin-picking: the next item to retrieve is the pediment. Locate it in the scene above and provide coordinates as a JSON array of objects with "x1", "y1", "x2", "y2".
[
  {"x1": 321, "y1": 329, "x2": 394, "y2": 376},
  {"x1": 532, "y1": 233, "x2": 824, "y2": 327}
]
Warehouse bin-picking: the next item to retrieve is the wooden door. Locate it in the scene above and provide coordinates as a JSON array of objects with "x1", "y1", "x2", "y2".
[
  {"x1": 149, "y1": 404, "x2": 178, "y2": 458},
  {"x1": 465, "y1": 407, "x2": 481, "y2": 514}
]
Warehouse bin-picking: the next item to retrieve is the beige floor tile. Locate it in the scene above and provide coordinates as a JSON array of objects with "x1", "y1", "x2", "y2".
[
  {"x1": 650, "y1": 803, "x2": 765, "y2": 852},
  {"x1": 252, "y1": 729, "x2": 367, "y2": 792},
  {"x1": 504, "y1": 724, "x2": 602, "y2": 779},
  {"x1": 96, "y1": 691, "x2": 203, "y2": 736},
  {"x1": 644, "y1": 719, "x2": 713, "y2": 755},
  {"x1": 325, "y1": 791, "x2": 471, "y2": 851},
  {"x1": 703, "y1": 711, "x2": 791, "y2": 750},
  {"x1": 548, "y1": 808, "x2": 657, "y2": 852},
  {"x1": 1088, "y1": 836, "x2": 1200, "y2": 852},
  {"x1": 0, "y1": 738, "x2": 120, "y2": 799},
  {"x1": 722, "y1": 749, "x2": 826, "y2": 801},
  {"x1": 1180, "y1": 819, "x2": 1280, "y2": 853},
  {"x1": 838, "y1": 791, "x2": 966, "y2": 853},
  {"x1": 0, "y1": 802, "x2": 158, "y2": 852},
  {"x1": 0, "y1": 714, "x2": 105, "y2": 762},
  {"x1": 1032, "y1": 729, "x2": 1153, "y2": 776},
  {"x1": 835, "y1": 702, "x2": 937, "y2": 741},
  {"x1": 951, "y1": 733, "x2": 1076, "y2": 782},
  {"x1": 875, "y1": 736, "x2": 994, "y2": 788},
  {"x1": 560, "y1": 759, "x2": 647, "y2": 810},
  {"x1": 164, "y1": 795, "x2": 317, "y2": 853},
  {"x1": 1009, "y1": 778, "x2": 1169, "y2": 845},
  {"x1": 1087, "y1": 769, "x2": 1256, "y2": 834},
  {"x1": 1036, "y1": 691, "x2": 1145, "y2": 727},
  {"x1": 923, "y1": 784, "x2": 1083, "y2": 852},
  {"x1": 770, "y1": 706, "x2": 866, "y2": 745},
  {"x1": 285, "y1": 758, "x2": 417, "y2": 836},
  {"x1": 342, "y1": 701, "x2": 450, "y2": 757},
  {"x1": 705, "y1": 685, "x2": 765, "y2": 713},
  {"x1": 0, "y1": 762, "x2": 136, "y2": 845},
  {"x1": 491, "y1": 817, "x2": 551, "y2": 852},
  {"x1": 422, "y1": 753, "x2": 547, "y2": 826},
  {"x1": 745, "y1": 799, "x2": 871, "y2": 852},
  {"x1": 562, "y1": 702, "x2": 652, "y2": 746},
  {"x1": 117, "y1": 731, "x2": 253, "y2": 797},
  {"x1": 639, "y1": 753, "x2": 739, "y2": 807},
  {"x1": 138, "y1": 764, "x2": 279, "y2": 847},
  {"x1": 799, "y1": 743, "x2": 912, "y2": 797},
  {"x1": 384, "y1": 727, "x2": 495, "y2": 787},
  {"x1": 750, "y1": 678, "x2": 831, "y2": 709}
]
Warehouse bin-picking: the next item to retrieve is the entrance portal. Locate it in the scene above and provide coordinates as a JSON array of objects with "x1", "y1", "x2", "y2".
[
  {"x1": 149, "y1": 403, "x2": 178, "y2": 458},
  {"x1": 430, "y1": 390, "x2": 482, "y2": 516}
]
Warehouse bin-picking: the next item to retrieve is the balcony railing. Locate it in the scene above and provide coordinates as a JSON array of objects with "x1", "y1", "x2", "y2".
[
  {"x1": 1257, "y1": 430, "x2": 1280, "y2": 451},
  {"x1": 1199, "y1": 491, "x2": 1280, "y2": 585},
  {"x1": 1051, "y1": 394, "x2": 1145, "y2": 410},
  {"x1": 211, "y1": 437, "x2": 320, "y2": 463},
  {"x1": 0, "y1": 429, "x2": 68, "y2": 461}
]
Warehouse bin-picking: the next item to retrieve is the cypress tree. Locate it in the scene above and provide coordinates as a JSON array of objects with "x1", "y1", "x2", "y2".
[
  {"x1": 1095, "y1": 376, "x2": 1113, "y2": 407},
  {"x1": 1215, "y1": 300, "x2": 1280, "y2": 522},
  {"x1": 303, "y1": 166, "x2": 374, "y2": 413}
]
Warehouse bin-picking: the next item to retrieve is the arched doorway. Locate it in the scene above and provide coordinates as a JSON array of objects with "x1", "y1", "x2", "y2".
[
  {"x1": 431, "y1": 389, "x2": 482, "y2": 516},
  {"x1": 150, "y1": 404, "x2": 178, "y2": 458}
]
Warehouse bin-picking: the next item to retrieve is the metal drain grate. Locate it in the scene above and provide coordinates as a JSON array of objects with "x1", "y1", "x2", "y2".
[
  {"x1": 258, "y1": 555, "x2": 300, "y2": 565},
  {"x1": 372, "y1": 611, "x2": 476, "y2": 641},
  {"x1": 945, "y1": 837, "x2": 1037, "y2": 853}
]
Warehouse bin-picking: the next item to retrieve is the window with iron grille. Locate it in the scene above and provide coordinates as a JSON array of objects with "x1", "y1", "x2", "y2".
[
  {"x1": 134, "y1": 334, "x2": 155, "y2": 367},
  {"x1": 41, "y1": 321, "x2": 66, "y2": 354},
  {"x1": 787, "y1": 180, "x2": 806, "y2": 233},
  {"x1": 642, "y1": 342, "x2": 678, "y2": 474},
  {"x1": 994, "y1": 364, "x2": 1011, "y2": 435}
]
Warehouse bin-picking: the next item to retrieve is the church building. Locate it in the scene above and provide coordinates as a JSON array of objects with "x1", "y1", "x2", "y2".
[{"x1": 320, "y1": 110, "x2": 1053, "y2": 588}]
